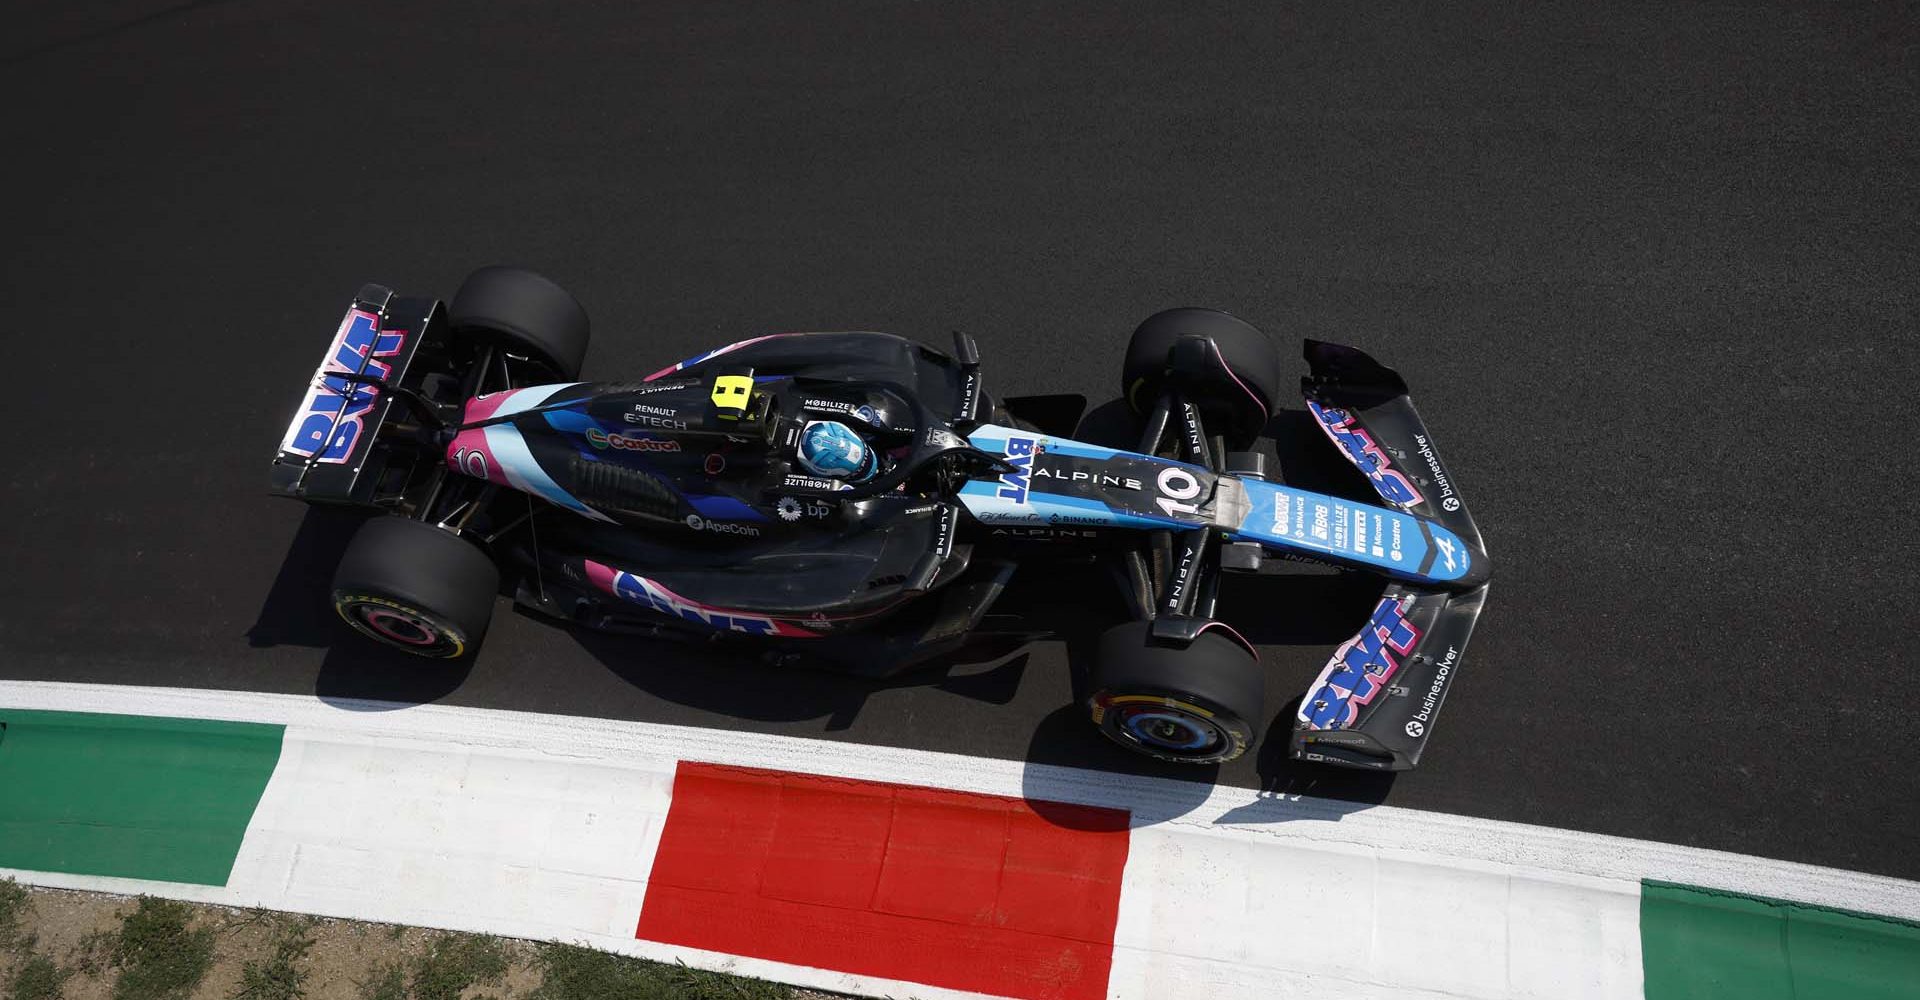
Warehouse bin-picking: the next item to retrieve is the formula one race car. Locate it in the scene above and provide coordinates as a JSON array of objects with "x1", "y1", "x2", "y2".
[{"x1": 270, "y1": 267, "x2": 1490, "y2": 770}]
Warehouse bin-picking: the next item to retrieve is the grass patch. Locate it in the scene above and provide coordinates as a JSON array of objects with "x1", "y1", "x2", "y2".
[
  {"x1": 408, "y1": 933, "x2": 510, "y2": 1000},
  {"x1": 110, "y1": 897, "x2": 217, "y2": 1000},
  {"x1": 354, "y1": 961, "x2": 407, "y2": 1000},
  {"x1": 230, "y1": 918, "x2": 316, "y2": 1000},
  {"x1": 0, "y1": 878, "x2": 29, "y2": 947},
  {"x1": 531, "y1": 942, "x2": 792, "y2": 1000},
  {"x1": 12, "y1": 950, "x2": 71, "y2": 1000}
]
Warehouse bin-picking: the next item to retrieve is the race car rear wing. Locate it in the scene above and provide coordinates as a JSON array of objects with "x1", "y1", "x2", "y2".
[
  {"x1": 1290, "y1": 340, "x2": 1491, "y2": 769},
  {"x1": 268, "y1": 284, "x2": 440, "y2": 504}
]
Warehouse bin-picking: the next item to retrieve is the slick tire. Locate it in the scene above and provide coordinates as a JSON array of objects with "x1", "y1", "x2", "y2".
[
  {"x1": 1122, "y1": 307, "x2": 1281, "y2": 449},
  {"x1": 331, "y1": 516, "x2": 500, "y2": 659},
  {"x1": 448, "y1": 266, "x2": 592, "y2": 381},
  {"x1": 1086, "y1": 621, "x2": 1264, "y2": 764}
]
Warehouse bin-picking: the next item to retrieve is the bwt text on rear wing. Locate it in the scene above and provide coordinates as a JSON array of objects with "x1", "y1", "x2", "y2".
[{"x1": 268, "y1": 284, "x2": 440, "y2": 504}]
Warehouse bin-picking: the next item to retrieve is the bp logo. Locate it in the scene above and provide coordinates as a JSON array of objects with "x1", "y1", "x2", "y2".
[
  {"x1": 1404, "y1": 720, "x2": 1425, "y2": 738},
  {"x1": 776, "y1": 497, "x2": 803, "y2": 522}
]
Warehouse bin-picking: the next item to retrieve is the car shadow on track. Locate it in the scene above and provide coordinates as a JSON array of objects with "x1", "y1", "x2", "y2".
[{"x1": 564, "y1": 619, "x2": 1035, "y2": 729}]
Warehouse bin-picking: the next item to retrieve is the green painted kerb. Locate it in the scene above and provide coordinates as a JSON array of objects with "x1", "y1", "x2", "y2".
[
  {"x1": 1642, "y1": 880, "x2": 1920, "y2": 1000},
  {"x1": 0, "y1": 709, "x2": 283, "y2": 886}
]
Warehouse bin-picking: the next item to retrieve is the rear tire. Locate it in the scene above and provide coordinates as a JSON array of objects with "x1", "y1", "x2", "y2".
[
  {"x1": 1122, "y1": 307, "x2": 1281, "y2": 449},
  {"x1": 448, "y1": 266, "x2": 591, "y2": 381},
  {"x1": 1086, "y1": 621, "x2": 1264, "y2": 764},
  {"x1": 331, "y1": 516, "x2": 500, "y2": 659}
]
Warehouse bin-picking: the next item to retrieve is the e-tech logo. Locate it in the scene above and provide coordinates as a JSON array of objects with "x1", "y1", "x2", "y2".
[
  {"x1": 996, "y1": 436, "x2": 1036, "y2": 503},
  {"x1": 585, "y1": 427, "x2": 682, "y2": 452},
  {"x1": 609, "y1": 571, "x2": 778, "y2": 635},
  {"x1": 1307, "y1": 402, "x2": 1424, "y2": 507},
  {"x1": 1298, "y1": 596, "x2": 1422, "y2": 730},
  {"x1": 283, "y1": 310, "x2": 406, "y2": 463}
]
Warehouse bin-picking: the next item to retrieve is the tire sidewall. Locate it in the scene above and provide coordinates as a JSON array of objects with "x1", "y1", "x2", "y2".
[
  {"x1": 330, "y1": 516, "x2": 500, "y2": 660},
  {"x1": 1122, "y1": 307, "x2": 1282, "y2": 447},
  {"x1": 447, "y1": 266, "x2": 591, "y2": 381}
]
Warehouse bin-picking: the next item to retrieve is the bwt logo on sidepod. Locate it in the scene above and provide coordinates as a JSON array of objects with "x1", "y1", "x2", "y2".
[
  {"x1": 1299, "y1": 596, "x2": 1422, "y2": 730},
  {"x1": 284, "y1": 310, "x2": 406, "y2": 463},
  {"x1": 611, "y1": 571, "x2": 777, "y2": 635},
  {"x1": 996, "y1": 436, "x2": 1036, "y2": 503},
  {"x1": 1308, "y1": 402, "x2": 1424, "y2": 507}
]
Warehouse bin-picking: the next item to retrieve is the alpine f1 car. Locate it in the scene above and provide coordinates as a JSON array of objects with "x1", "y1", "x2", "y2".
[{"x1": 270, "y1": 267, "x2": 1490, "y2": 770}]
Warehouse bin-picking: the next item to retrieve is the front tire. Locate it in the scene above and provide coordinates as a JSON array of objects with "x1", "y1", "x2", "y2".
[
  {"x1": 1122, "y1": 307, "x2": 1281, "y2": 449},
  {"x1": 1086, "y1": 622, "x2": 1264, "y2": 764},
  {"x1": 331, "y1": 516, "x2": 500, "y2": 659},
  {"x1": 448, "y1": 266, "x2": 591, "y2": 381}
]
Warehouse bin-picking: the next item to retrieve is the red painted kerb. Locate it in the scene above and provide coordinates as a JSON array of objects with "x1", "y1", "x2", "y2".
[{"x1": 637, "y1": 761, "x2": 1132, "y2": 1000}]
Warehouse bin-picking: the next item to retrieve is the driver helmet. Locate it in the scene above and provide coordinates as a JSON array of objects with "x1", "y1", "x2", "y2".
[{"x1": 798, "y1": 419, "x2": 878, "y2": 481}]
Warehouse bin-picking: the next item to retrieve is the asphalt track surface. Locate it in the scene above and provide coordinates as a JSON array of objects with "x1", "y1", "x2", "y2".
[{"x1": 5, "y1": 3, "x2": 1918, "y2": 880}]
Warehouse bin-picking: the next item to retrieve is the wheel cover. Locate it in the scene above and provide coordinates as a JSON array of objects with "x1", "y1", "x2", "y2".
[
  {"x1": 335, "y1": 595, "x2": 466, "y2": 658},
  {"x1": 1110, "y1": 701, "x2": 1230, "y2": 757}
]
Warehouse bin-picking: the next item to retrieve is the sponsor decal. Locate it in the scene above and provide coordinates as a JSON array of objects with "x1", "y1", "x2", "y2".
[
  {"x1": 281, "y1": 309, "x2": 407, "y2": 463},
  {"x1": 957, "y1": 370, "x2": 980, "y2": 420},
  {"x1": 1413, "y1": 433, "x2": 1458, "y2": 511},
  {"x1": 704, "y1": 452, "x2": 727, "y2": 475},
  {"x1": 1404, "y1": 720, "x2": 1425, "y2": 738},
  {"x1": 1299, "y1": 596, "x2": 1422, "y2": 730},
  {"x1": 1031, "y1": 465, "x2": 1143, "y2": 490},
  {"x1": 624, "y1": 410, "x2": 690, "y2": 430},
  {"x1": 585, "y1": 427, "x2": 682, "y2": 452},
  {"x1": 1434, "y1": 536, "x2": 1458, "y2": 573},
  {"x1": 932, "y1": 504, "x2": 956, "y2": 557},
  {"x1": 1307, "y1": 401, "x2": 1424, "y2": 507},
  {"x1": 997, "y1": 436, "x2": 1036, "y2": 503},
  {"x1": 684, "y1": 513, "x2": 762, "y2": 537},
  {"x1": 1178, "y1": 400, "x2": 1205, "y2": 456},
  {"x1": 1048, "y1": 513, "x2": 1107, "y2": 525},
  {"x1": 799, "y1": 612, "x2": 834, "y2": 632},
  {"x1": 632, "y1": 403, "x2": 678, "y2": 418},
  {"x1": 1408, "y1": 645, "x2": 1459, "y2": 730},
  {"x1": 783, "y1": 473, "x2": 851, "y2": 492},
  {"x1": 775, "y1": 496, "x2": 833, "y2": 521},
  {"x1": 606, "y1": 570, "x2": 781, "y2": 635},
  {"x1": 802, "y1": 398, "x2": 882, "y2": 426},
  {"x1": 991, "y1": 526, "x2": 1099, "y2": 539},
  {"x1": 1162, "y1": 543, "x2": 1198, "y2": 611}
]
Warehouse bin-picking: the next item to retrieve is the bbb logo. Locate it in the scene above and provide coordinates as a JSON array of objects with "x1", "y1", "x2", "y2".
[
  {"x1": 996, "y1": 437, "x2": 1035, "y2": 504},
  {"x1": 1299, "y1": 596, "x2": 1422, "y2": 730}
]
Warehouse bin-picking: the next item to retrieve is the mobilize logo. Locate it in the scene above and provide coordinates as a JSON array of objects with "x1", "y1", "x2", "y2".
[{"x1": 586, "y1": 428, "x2": 682, "y2": 452}]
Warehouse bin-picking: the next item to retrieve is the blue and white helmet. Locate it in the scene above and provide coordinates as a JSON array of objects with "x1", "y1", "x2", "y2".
[{"x1": 798, "y1": 420, "x2": 877, "y2": 481}]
